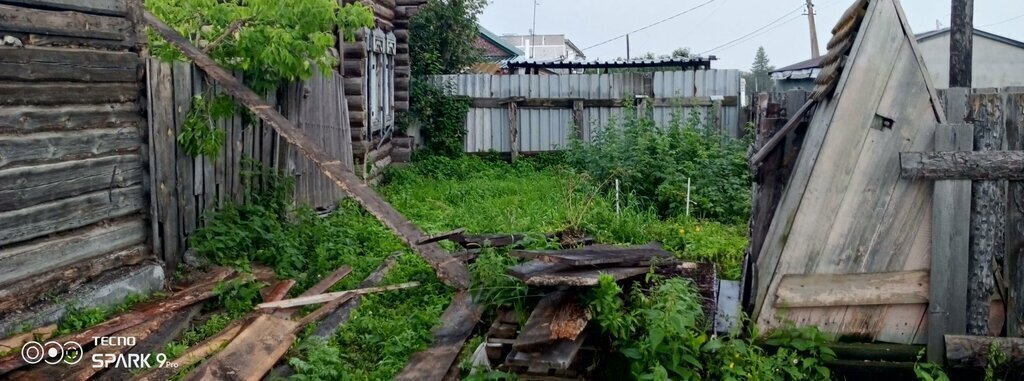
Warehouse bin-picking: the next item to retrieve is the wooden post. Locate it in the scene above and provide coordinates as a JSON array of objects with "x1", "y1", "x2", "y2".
[
  {"x1": 1007, "y1": 88, "x2": 1024, "y2": 337},
  {"x1": 949, "y1": 0, "x2": 973, "y2": 88},
  {"x1": 928, "y1": 123, "x2": 974, "y2": 363},
  {"x1": 572, "y1": 100, "x2": 584, "y2": 140},
  {"x1": 967, "y1": 90, "x2": 1006, "y2": 335},
  {"x1": 508, "y1": 101, "x2": 519, "y2": 162}
]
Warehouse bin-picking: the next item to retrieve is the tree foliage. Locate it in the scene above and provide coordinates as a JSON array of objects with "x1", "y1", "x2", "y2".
[
  {"x1": 744, "y1": 46, "x2": 775, "y2": 94},
  {"x1": 407, "y1": 0, "x2": 486, "y2": 156}
]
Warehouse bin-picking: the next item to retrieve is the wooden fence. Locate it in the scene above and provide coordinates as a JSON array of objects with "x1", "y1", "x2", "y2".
[
  {"x1": 146, "y1": 59, "x2": 352, "y2": 269},
  {"x1": 430, "y1": 70, "x2": 743, "y2": 155}
]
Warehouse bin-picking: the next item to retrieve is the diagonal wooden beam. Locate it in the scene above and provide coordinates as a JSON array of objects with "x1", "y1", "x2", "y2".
[
  {"x1": 141, "y1": 10, "x2": 470, "y2": 289},
  {"x1": 900, "y1": 151, "x2": 1024, "y2": 180},
  {"x1": 749, "y1": 99, "x2": 816, "y2": 167}
]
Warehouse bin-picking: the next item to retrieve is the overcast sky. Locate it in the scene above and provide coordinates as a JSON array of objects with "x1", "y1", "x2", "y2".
[{"x1": 478, "y1": 0, "x2": 1024, "y2": 70}]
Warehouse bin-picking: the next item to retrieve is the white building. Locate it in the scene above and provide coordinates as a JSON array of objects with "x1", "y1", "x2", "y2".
[
  {"x1": 915, "y1": 28, "x2": 1024, "y2": 88},
  {"x1": 501, "y1": 34, "x2": 586, "y2": 62}
]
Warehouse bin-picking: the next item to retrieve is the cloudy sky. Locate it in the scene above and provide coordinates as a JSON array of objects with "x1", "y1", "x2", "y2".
[{"x1": 478, "y1": 0, "x2": 1024, "y2": 70}]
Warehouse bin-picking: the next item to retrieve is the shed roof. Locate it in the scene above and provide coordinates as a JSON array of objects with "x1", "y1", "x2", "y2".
[{"x1": 478, "y1": 25, "x2": 525, "y2": 57}]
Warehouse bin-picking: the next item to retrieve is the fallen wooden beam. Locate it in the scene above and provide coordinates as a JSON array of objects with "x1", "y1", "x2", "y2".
[
  {"x1": 0, "y1": 267, "x2": 233, "y2": 376},
  {"x1": 945, "y1": 335, "x2": 1024, "y2": 368},
  {"x1": 0, "y1": 325, "x2": 55, "y2": 353},
  {"x1": 99, "y1": 306, "x2": 201, "y2": 381},
  {"x1": 514, "y1": 291, "x2": 583, "y2": 353},
  {"x1": 141, "y1": 10, "x2": 470, "y2": 290},
  {"x1": 262, "y1": 279, "x2": 297, "y2": 302},
  {"x1": 774, "y1": 270, "x2": 929, "y2": 308},
  {"x1": 510, "y1": 244, "x2": 673, "y2": 266},
  {"x1": 523, "y1": 267, "x2": 650, "y2": 287},
  {"x1": 416, "y1": 228, "x2": 465, "y2": 245},
  {"x1": 394, "y1": 291, "x2": 482, "y2": 381},
  {"x1": 131, "y1": 320, "x2": 247, "y2": 381},
  {"x1": 456, "y1": 233, "x2": 527, "y2": 249},
  {"x1": 505, "y1": 331, "x2": 588, "y2": 370},
  {"x1": 508, "y1": 260, "x2": 570, "y2": 281},
  {"x1": 900, "y1": 150, "x2": 1024, "y2": 180},
  {"x1": 183, "y1": 314, "x2": 299, "y2": 381},
  {"x1": 256, "y1": 282, "x2": 420, "y2": 310}
]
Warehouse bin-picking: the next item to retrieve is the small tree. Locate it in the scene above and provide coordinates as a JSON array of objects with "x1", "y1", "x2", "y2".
[{"x1": 744, "y1": 46, "x2": 775, "y2": 94}]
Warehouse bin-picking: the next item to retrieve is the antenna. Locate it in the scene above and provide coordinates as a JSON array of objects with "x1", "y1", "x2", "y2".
[{"x1": 531, "y1": 1, "x2": 539, "y2": 59}]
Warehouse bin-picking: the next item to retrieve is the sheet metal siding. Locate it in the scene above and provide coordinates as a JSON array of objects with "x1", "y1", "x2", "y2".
[{"x1": 434, "y1": 70, "x2": 740, "y2": 153}]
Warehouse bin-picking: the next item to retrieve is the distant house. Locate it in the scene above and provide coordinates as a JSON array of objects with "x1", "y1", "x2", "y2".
[
  {"x1": 771, "y1": 28, "x2": 1024, "y2": 90},
  {"x1": 915, "y1": 28, "x2": 1024, "y2": 88},
  {"x1": 477, "y1": 25, "x2": 524, "y2": 62},
  {"x1": 501, "y1": 34, "x2": 586, "y2": 62}
]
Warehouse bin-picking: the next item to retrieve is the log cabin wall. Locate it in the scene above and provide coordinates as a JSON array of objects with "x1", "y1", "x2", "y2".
[
  {"x1": 342, "y1": 0, "x2": 421, "y2": 184},
  {"x1": 0, "y1": 0, "x2": 157, "y2": 319}
]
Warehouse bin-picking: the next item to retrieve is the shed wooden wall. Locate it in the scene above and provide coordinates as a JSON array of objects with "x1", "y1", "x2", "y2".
[{"x1": 0, "y1": 0, "x2": 152, "y2": 314}]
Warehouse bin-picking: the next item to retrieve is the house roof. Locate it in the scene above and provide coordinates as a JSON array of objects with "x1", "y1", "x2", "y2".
[
  {"x1": 564, "y1": 39, "x2": 585, "y2": 59},
  {"x1": 915, "y1": 27, "x2": 1024, "y2": 50},
  {"x1": 478, "y1": 25, "x2": 525, "y2": 57},
  {"x1": 771, "y1": 55, "x2": 827, "y2": 74},
  {"x1": 504, "y1": 56, "x2": 714, "y2": 70}
]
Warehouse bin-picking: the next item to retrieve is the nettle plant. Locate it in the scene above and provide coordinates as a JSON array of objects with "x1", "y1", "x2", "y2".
[{"x1": 147, "y1": 0, "x2": 375, "y2": 157}]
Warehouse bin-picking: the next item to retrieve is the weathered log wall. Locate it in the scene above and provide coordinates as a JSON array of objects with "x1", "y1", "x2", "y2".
[{"x1": 0, "y1": 0, "x2": 156, "y2": 315}]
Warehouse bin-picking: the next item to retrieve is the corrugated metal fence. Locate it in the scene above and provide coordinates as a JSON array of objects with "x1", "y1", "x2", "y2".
[{"x1": 430, "y1": 70, "x2": 742, "y2": 153}]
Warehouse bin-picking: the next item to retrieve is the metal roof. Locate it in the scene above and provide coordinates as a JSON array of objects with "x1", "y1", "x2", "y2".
[
  {"x1": 478, "y1": 25, "x2": 525, "y2": 57},
  {"x1": 915, "y1": 27, "x2": 1024, "y2": 50},
  {"x1": 504, "y1": 56, "x2": 715, "y2": 70}
]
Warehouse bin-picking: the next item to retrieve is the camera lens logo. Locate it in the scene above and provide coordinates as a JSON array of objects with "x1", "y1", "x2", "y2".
[{"x1": 21, "y1": 341, "x2": 83, "y2": 365}]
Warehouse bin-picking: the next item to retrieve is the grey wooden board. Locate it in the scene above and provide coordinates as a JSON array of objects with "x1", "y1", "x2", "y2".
[
  {"x1": 1007, "y1": 89, "x2": 1024, "y2": 337},
  {"x1": 0, "y1": 128, "x2": 141, "y2": 169},
  {"x1": 0, "y1": 0, "x2": 128, "y2": 16},
  {"x1": 0, "y1": 103, "x2": 141, "y2": 134},
  {"x1": 715, "y1": 280, "x2": 740, "y2": 334},
  {"x1": 506, "y1": 332, "x2": 586, "y2": 370},
  {"x1": 510, "y1": 244, "x2": 672, "y2": 266},
  {"x1": 172, "y1": 61, "x2": 196, "y2": 251},
  {"x1": 148, "y1": 59, "x2": 180, "y2": 268},
  {"x1": 507, "y1": 260, "x2": 569, "y2": 281},
  {"x1": 927, "y1": 123, "x2": 973, "y2": 362},
  {"x1": 0, "y1": 83, "x2": 138, "y2": 106},
  {"x1": 0, "y1": 3, "x2": 131, "y2": 41},
  {"x1": 0, "y1": 217, "x2": 145, "y2": 286},
  {"x1": 514, "y1": 290, "x2": 577, "y2": 353},
  {"x1": 0, "y1": 154, "x2": 143, "y2": 212},
  {"x1": 774, "y1": 270, "x2": 929, "y2": 308},
  {"x1": 0, "y1": 186, "x2": 144, "y2": 247},
  {"x1": 0, "y1": 46, "x2": 138, "y2": 82},
  {"x1": 523, "y1": 267, "x2": 648, "y2": 287}
]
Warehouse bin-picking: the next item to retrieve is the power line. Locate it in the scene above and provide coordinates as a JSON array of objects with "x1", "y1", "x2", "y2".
[
  {"x1": 698, "y1": 4, "x2": 805, "y2": 55},
  {"x1": 980, "y1": 13, "x2": 1024, "y2": 28},
  {"x1": 580, "y1": 0, "x2": 719, "y2": 51}
]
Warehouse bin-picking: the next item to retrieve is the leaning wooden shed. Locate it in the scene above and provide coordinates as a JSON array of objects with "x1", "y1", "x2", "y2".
[{"x1": 748, "y1": 0, "x2": 946, "y2": 344}]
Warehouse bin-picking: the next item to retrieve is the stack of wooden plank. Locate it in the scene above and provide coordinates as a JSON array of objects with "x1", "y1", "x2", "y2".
[{"x1": 481, "y1": 244, "x2": 715, "y2": 379}]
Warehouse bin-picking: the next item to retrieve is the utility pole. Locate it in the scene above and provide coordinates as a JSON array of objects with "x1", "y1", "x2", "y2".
[
  {"x1": 805, "y1": 0, "x2": 820, "y2": 58},
  {"x1": 949, "y1": 0, "x2": 973, "y2": 88},
  {"x1": 530, "y1": 0, "x2": 538, "y2": 59},
  {"x1": 626, "y1": 34, "x2": 631, "y2": 60}
]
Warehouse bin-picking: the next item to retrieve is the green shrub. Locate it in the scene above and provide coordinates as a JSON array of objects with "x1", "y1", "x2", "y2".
[{"x1": 565, "y1": 103, "x2": 752, "y2": 223}]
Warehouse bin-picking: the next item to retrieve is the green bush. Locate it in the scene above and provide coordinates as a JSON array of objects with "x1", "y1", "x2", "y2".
[{"x1": 565, "y1": 104, "x2": 752, "y2": 223}]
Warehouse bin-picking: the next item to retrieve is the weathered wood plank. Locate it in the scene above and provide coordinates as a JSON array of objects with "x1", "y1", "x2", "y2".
[
  {"x1": 0, "y1": 4, "x2": 131, "y2": 40},
  {"x1": 505, "y1": 331, "x2": 587, "y2": 370},
  {"x1": 0, "y1": 243, "x2": 148, "y2": 313},
  {"x1": 900, "y1": 150, "x2": 1024, "y2": 180},
  {"x1": 0, "y1": 103, "x2": 141, "y2": 134},
  {"x1": 927, "y1": 123, "x2": 973, "y2": 362},
  {"x1": 510, "y1": 244, "x2": 672, "y2": 267},
  {"x1": 172, "y1": 61, "x2": 196, "y2": 246},
  {"x1": 0, "y1": 186, "x2": 144, "y2": 247},
  {"x1": 183, "y1": 314, "x2": 298, "y2": 381},
  {"x1": 508, "y1": 260, "x2": 570, "y2": 281},
  {"x1": 774, "y1": 271, "x2": 929, "y2": 308},
  {"x1": 945, "y1": 335, "x2": 1024, "y2": 368},
  {"x1": 143, "y1": 10, "x2": 471, "y2": 288},
  {"x1": 514, "y1": 291, "x2": 577, "y2": 353},
  {"x1": 0, "y1": 155, "x2": 143, "y2": 212},
  {"x1": 524, "y1": 267, "x2": 649, "y2": 287},
  {"x1": 255, "y1": 282, "x2": 420, "y2": 310},
  {"x1": 968, "y1": 91, "x2": 1006, "y2": 335},
  {"x1": 148, "y1": 59, "x2": 180, "y2": 272},
  {"x1": 1005, "y1": 90, "x2": 1024, "y2": 337},
  {"x1": 0, "y1": 325, "x2": 55, "y2": 353},
  {"x1": 0, "y1": 129, "x2": 140, "y2": 169},
  {"x1": 0, "y1": 83, "x2": 137, "y2": 106},
  {"x1": 0, "y1": 46, "x2": 138, "y2": 82},
  {"x1": 0, "y1": 0, "x2": 127, "y2": 16},
  {"x1": 95, "y1": 306, "x2": 200, "y2": 381},
  {"x1": 456, "y1": 233, "x2": 526, "y2": 249},
  {"x1": 394, "y1": 291, "x2": 481, "y2": 381}
]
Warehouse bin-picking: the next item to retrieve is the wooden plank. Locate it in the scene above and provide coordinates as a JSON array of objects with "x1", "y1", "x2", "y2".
[
  {"x1": 131, "y1": 319, "x2": 244, "y2": 381},
  {"x1": 255, "y1": 281, "x2": 420, "y2": 309},
  {"x1": 417, "y1": 228, "x2": 465, "y2": 245},
  {"x1": 508, "y1": 260, "x2": 569, "y2": 281},
  {"x1": 945, "y1": 335, "x2": 1024, "y2": 368},
  {"x1": 173, "y1": 61, "x2": 196, "y2": 245},
  {"x1": 0, "y1": 129, "x2": 140, "y2": 169},
  {"x1": 968, "y1": 91, "x2": 1006, "y2": 335},
  {"x1": 456, "y1": 233, "x2": 526, "y2": 249},
  {"x1": 0, "y1": 325, "x2": 55, "y2": 353},
  {"x1": 0, "y1": 103, "x2": 141, "y2": 134},
  {"x1": 0, "y1": 186, "x2": 143, "y2": 247},
  {"x1": 774, "y1": 270, "x2": 929, "y2": 308},
  {"x1": 56, "y1": 310, "x2": 174, "y2": 381},
  {"x1": 510, "y1": 244, "x2": 672, "y2": 267},
  {"x1": 0, "y1": 217, "x2": 145, "y2": 286},
  {"x1": 749, "y1": 100, "x2": 816, "y2": 166},
  {"x1": 0, "y1": 268, "x2": 233, "y2": 376},
  {"x1": 505, "y1": 332, "x2": 587, "y2": 370},
  {"x1": 927, "y1": 123, "x2": 973, "y2": 362},
  {"x1": 183, "y1": 314, "x2": 298, "y2": 381},
  {"x1": 0, "y1": 4, "x2": 130, "y2": 40},
  {"x1": 523, "y1": 267, "x2": 648, "y2": 287},
  {"x1": 0, "y1": 83, "x2": 137, "y2": 106},
  {"x1": 0, "y1": 155, "x2": 142, "y2": 212},
  {"x1": 0, "y1": 0, "x2": 127, "y2": 16},
  {"x1": 91, "y1": 306, "x2": 200, "y2": 381},
  {"x1": 0, "y1": 46, "x2": 138, "y2": 82},
  {"x1": 514, "y1": 291, "x2": 576, "y2": 353},
  {"x1": 394, "y1": 291, "x2": 482, "y2": 381},
  {"x1": 1008, "y1": 89, "x2": 1024, "y2": 337},
  {"x1": 900, "y1": 150, "x2": 1024, "y2": 180},
  {"x1": 142, "y1": 10, "x2": 471, "y2": 289},
  {"x1": 149, "y1": 59, "x2": 180, "y2": 271}
]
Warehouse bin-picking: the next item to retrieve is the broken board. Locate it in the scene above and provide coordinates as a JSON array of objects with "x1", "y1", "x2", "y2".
[
  {"x1": 522, "y1": 266, "x2": 649, "y2": 287},
  {"x1": 510, "y1": 244, "x2": 672, "y2": 266}
]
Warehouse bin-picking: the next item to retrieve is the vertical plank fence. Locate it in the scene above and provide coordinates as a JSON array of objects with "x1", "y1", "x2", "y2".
[{"x1": 147, "y1": 59, "x2": 352, "y2": 266}]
